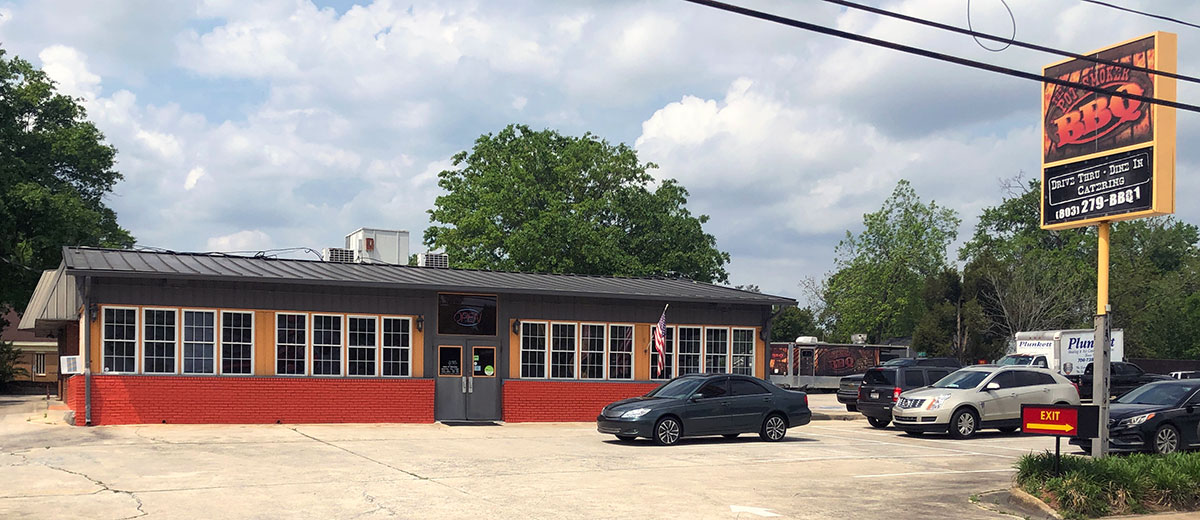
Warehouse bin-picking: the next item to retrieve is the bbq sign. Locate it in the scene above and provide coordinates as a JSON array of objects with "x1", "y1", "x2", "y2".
[{"x1": 1041, "y1": 32, "x2": 1177, "y2": 230}]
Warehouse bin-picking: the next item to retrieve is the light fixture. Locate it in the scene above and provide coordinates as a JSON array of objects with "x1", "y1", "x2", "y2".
[
  {"x1": 416, "y1": 315, "x2": 424, "y2": 332},
  {"x1": 512, "y1": 319, "x2": 521, "y2": 335}
]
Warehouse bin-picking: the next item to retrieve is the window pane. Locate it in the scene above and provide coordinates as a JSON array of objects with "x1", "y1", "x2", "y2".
[
  {"x1": 348, "y1": 317, "x2": 377, "y2": 376},
  {"x1": 903, "y1": 370, "x2": 925, "y2": 387},
  {"x1": 696, "y1": 379, "x2": 728, "y2": 399},
  {"x1": 521, "y1": 322, "x2": 546, "y2": 378},
  {"x1": 705, "y1": 328, "x2": 728, "y2": 374},
  {"x1": 608, "y1": 325, "x2": 633, "y2": 380},
  {"x1": 678, "y1": 327, "x2": 702, "y2": 375},
  {"x1": 221, "y1": 311, "x2": 253, "y2": 374},
  {"x1": 183, "y1": 310, "x2": 216, "y2": 374},
  {"x1": 732, "y1": 329, "x2": 754, "y2": 376},
  {"x1": 730, "y1": 378, "x2": 769, "y2": 396},
  {"x1": 144, "y1": 309, "x2": 176, "y2": 374},
  {"x1": 312, "y1": 315, "x2": 342, "y2": 376},
  {"x1": 382, "y1": 318, "x2": 411, "y2": 376},
  {"x1": 651, "y1": 326, "x2": 674, "y2": 380},
  {"x1": 550, "y1": 323, "x2": 576, "y2": 378},
  {"x1": 276, "y1": 314, "x2": 307, "y2": 375},
  {"x1": 103, "y1": 308, "x2": 137, "y2": 373},
  {"x1": 580, "y1": 324, "x2": 605, "y2": 379}
]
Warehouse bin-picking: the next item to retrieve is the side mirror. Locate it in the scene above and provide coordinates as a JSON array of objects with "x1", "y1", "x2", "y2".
[
  {"x1": 985, "y1": 382, "x2": 1000, "y2": 391},
  {"x1": 689, "y1": 395, "x2": 700, "y2": 402},
  {"x1": 1187, "y1": 405, "x2": 1195, "y2": 414}
]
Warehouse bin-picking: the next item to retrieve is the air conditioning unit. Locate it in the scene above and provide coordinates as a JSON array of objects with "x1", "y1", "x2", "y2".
[
  {"x1": 417, "y1": 252, "x2": 449, "y2": 268},
  {"x1": 322, "y1": 247, "x2": 355, "y2": 263},
  {"x1": 61, "y1": 356, "x2": 82, "y2": 374}
]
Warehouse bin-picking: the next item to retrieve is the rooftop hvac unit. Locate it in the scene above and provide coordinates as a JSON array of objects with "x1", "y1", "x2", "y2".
[
  {"x1": 61, "y1": 355, "x2": 82, "y2": 375},
  {"x1": 322, "y1": 247, "x2": 355, "y2": 263},
  {"x1": 345, "y1": 228, "x2": 409, "y2": 265},
  {"x1": 417, "y1": 252, "x2": 449, "y2": 268}
]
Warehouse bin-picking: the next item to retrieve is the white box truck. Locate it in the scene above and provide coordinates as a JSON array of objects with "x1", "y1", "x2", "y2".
[{"x1": 1003, "y1": 329, "x2": 1124, "y2": 376}]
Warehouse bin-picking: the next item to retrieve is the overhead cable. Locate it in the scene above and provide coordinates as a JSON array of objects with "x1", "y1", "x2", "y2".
[
  {"x1": 966, "y1": 0, "x2": 1015, "y2": 52},
  {"x1": 1079, "y1": 0, "x2": 1200, "y2": 31},
  {"x1": 682, "y1": 0, "x2": 1200, "y2": 114},
  {"x1": 822, "y1": 0, "x2": 1200, "y2": 86}
]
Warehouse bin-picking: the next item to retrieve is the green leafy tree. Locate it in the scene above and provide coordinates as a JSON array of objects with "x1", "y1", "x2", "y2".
[
  {"x1": 821, "y1": 180, "x2": 961, "y2": 343},
  {"x1": 425, "y1": 124, "x2": 729, "y2": 282},
  {"x1": 0, "y1": 341, "x2": 27, "y2": 386},
  {"x1": 771, "y1": 306, "x2": 820, "y2": 342},
  {"x1": 0, "y1": 48, "x2": 134, "y2": 317},
  {"x1": 1107, "y1": 217, "x2": 1200, "y2": 358}
]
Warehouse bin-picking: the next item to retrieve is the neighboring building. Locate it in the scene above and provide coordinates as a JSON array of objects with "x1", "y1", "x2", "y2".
[
  {"x1": 3, "y1": 310, "x2": 59, "y2": 393},
  {"x1": 22, "y1": 247, "x2": 793, "y2": 426}
]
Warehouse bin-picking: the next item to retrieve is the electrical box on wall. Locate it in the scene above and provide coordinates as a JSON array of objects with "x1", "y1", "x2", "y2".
[{"x1": 344, "y1": 228, "x2": 409, "y2": 265}]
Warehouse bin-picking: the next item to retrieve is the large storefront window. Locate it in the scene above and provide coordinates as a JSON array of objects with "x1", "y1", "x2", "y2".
[
  {"x1": 520, "y1": 322, "x2": 547, "y2": 378},
  {"x1": 438, "y1": 293, "x2": 497, "y2": 335}
]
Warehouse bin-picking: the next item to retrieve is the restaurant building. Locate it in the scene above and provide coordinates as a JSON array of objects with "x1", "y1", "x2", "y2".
[{"x1": 22, "y1": 247, "x2": 793, "y2": 426}]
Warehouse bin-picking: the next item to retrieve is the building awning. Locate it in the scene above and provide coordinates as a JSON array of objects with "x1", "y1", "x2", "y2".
[{"x1": 18, "y1": 267, "x2": 79, "y2": 336}]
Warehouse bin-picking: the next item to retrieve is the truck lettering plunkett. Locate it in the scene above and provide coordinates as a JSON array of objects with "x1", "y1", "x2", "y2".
[{"x1": 1007, "y1": 329, "x2": 1124, "y2": 375}]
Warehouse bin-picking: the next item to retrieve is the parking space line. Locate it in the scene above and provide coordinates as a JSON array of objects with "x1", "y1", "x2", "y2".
[
  {"x1": 853, "y1": 468, "x2": 1013, "y2": 478},
  {"x1": 808, "y1": 425, "x2": 1046, "y2": 453},
  {"x1": 800, "y1": 428, "x2": 1014, "y2": 459}
]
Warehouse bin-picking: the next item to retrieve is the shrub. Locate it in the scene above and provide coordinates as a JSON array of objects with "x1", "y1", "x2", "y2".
[{"x1": 1016, "y1": 451, "x2": 1200, "y2": 518}]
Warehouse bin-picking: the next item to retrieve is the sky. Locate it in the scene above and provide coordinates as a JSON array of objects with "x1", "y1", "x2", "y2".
[{"x1": 3, "y1": 0, "x2": 1200, "y2": 303}]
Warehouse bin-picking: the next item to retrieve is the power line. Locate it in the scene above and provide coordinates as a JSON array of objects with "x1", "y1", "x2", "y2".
[
  {"x1": 966, "y1": 0, "x2": 1015, "y2": 52},
  {"x1": 822, "y1": 0, "x2": 1200, "y2": 86},
  {"x1": 1079, "y1": 0, "x2": 1200, "y2": 31},
  {"x1": 682, "y1": 0, "x2": 1200, "y2": 114}
]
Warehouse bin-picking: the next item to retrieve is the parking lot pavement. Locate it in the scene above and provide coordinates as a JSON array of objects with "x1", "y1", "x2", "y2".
[{"x1": 0, "y1": 399, "x2": 1059, "y2": 520}]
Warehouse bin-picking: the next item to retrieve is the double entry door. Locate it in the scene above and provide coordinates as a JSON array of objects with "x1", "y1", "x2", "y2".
[{"x1": 434, "y1": 340, "x2": 500, "y2": 421}]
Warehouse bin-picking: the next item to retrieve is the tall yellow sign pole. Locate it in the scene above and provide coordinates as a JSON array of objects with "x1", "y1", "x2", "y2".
[{"x1": 1093, "y1": 222, "x2": 1111, "y2": 457}]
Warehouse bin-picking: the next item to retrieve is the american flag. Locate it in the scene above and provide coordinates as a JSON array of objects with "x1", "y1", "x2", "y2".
[{"x1": 654, "y1": 305, "x2": 668, "y2": 377}]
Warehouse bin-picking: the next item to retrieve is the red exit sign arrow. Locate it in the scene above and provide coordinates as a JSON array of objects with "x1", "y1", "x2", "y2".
[{"x1": 1021, "y1": 405, "x2": 1098, "y2": 437}]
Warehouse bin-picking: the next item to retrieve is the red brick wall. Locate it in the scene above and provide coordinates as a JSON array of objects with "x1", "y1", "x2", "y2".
[
  {"x1": 64, "y1": 375, "x2": 434, "y2": 426},
  {"x1": 503, "y1": 380, "x2": 660, "y2": 422}
]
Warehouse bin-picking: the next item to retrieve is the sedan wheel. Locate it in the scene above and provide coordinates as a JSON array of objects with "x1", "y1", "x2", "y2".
[
  {"x1": 760, "y1": 414, "x2": 787, "y2": 442},
  {"x1": 654, "y1": 417, "x2": 682, "y2": 446},
  {"x1": 950, "y1": 409, "x2": 978, "y2": 439},
  {"x1": 1153, "y1": 424, "x2": 1180, "y2": 454}
]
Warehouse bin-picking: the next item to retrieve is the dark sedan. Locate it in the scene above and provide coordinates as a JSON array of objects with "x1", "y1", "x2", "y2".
[
  {"x1": 597, "y1": 374, "x2": 812, "y2": 445},
  {"x1": 1070, "y1": 380, "x2": 1200, "y2": 454}
]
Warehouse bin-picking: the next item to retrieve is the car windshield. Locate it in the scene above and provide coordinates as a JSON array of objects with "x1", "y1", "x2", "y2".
[
  {"x1": 646, "y1": 378, "x2": 705, "y2": 399},
  {"x1": 998, "y1": 356, "x2": 1032, "y2": 366},
  {"x1": 932, "y1": 370, "x2": 989, "y2": 389},
  {"x1": 1116, "y1": 383, "x2": 1196, "y2": 406}
]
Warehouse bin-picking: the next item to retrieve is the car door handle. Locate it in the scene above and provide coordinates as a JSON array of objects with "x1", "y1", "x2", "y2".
[
  {"x1": 761, "y1": 397, "x2": 771, "y2": 402},
  {"x1": 721, "y1": 401, "x2": 731, "y2": 406}
]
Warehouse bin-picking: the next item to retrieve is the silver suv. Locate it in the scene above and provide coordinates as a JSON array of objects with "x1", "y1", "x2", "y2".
[{"x1": 891, "y1": 365, "x2": 1080, "y2": 439}]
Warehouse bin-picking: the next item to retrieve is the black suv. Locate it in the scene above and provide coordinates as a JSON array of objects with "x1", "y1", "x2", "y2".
[
  {"x1": 857, "y1": 365, "x2": 958, "y2": 428},
  {"x1": 838, "y1": 358, "x2": 961, "y2": 412}
]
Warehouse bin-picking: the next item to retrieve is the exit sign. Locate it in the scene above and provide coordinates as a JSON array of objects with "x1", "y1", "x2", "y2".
[{"x1": 1020, "y1": 405, "x2": 1099, "y2": 438}]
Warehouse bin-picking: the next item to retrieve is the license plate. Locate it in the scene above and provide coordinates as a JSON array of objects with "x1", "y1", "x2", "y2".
[{"x1": 870, "y1": 392, "x2": 879, "y2": 399}]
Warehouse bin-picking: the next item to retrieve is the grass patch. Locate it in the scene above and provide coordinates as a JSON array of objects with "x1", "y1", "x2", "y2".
[{"x1": 1015, "y1": 451, "x2": 1200, "y2": 519}]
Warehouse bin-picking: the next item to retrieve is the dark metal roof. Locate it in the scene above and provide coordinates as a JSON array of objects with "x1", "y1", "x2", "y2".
[{"x1": 62, "y1": 247, "x2": 795, "y2": 306}]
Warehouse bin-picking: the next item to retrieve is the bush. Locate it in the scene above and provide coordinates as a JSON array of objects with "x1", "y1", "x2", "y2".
[{"x1": 1016, "y1": 451, "x2": 1200, "y2": 518}]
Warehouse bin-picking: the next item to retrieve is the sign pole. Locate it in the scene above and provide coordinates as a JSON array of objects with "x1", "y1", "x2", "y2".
[
  {"x1": 1091, "y1": 222, "x2": 1112, "y2": 459},
  {"x1": 1055, "y1": 436, "x2": 1062, "y2": 476}
]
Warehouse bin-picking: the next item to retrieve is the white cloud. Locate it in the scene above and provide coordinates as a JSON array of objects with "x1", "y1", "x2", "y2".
[
  {"x1": 206, "y1": 230, "x2": 272, "y2": 252},
  {"x1": 511, "y1": 96, "x2": 528, "y2": 111},
  {"x1": 37, "y1": 45, "x2": 100, "y2": 100},
  {"x1": 184, "y1": 166, "x2": 206, "y2": 190}
]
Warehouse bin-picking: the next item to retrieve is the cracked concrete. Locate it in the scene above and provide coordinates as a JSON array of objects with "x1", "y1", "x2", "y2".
[{"x1": 0, "y1": 394, "x2": 1071, "y2": 519}]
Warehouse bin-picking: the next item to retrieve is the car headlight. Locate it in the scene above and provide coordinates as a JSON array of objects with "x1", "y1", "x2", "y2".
[
  {"x1": 1118, "y1": 413, "x2": 1155, "y2": 428},
  {"x1": 926, "y1": 394, "x2": 952, "y2": 411},
  {"x1": 620, "y1": 408, "x2": 652, "y2": 419}
]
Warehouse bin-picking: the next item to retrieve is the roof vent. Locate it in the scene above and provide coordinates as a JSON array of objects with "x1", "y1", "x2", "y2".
[
  {"x1": 322, "y1": 248, "x2": 355, "y2": 263},
  {"x1": 417, "y1": 252, "x2": 449, "y2": 268}
]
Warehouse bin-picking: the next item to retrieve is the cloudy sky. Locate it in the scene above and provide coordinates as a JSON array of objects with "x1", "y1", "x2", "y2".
[{"x1": 2, "y1": 0, "x2": 1199, "y2": 302}]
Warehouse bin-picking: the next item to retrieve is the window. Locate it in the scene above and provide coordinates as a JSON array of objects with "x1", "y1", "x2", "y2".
[
  {"x1": 864, "y1": 369, "x2": 896, "y2": 385},
  {"x1": 102, "y1": 308, "x2": 137, "y2": 373},
  {"x1": 705, "y1": 327, "x2": 729, "y2": 373},
  {"x1": 348, "y1": 316, "x2": 377, "y2": 376},
  {"x1": 34, "y1": 353, "x2": 46, "y2": 376},
  {"x1": 902, "y1": 369, "x2": 925, "y2": 387},
  {"x1": 608, "y1": 324, "x2": 633, "y2": 380},
  {"x1": 276, "y1": 313, "x2": 307, "y2": 375},
  {"x1": 382, "y1": 317, "x2": 411, "y2": 376},
  {"x1": 182, "y1": 310, "x2": 215, "y2": 374},
  {"x1": 732, "y1": 328, "x2": 754, "y2": 376},
  {"x1": 651, "y1": 326, "x2": 674, "y2": 380},
  {"x1": 730, "y1": 378, "x2": 769, "y2": 395},
  {"x1": 550, "y1": 323, "x2": 576, "y2": 378},
  {"x1": 520, "y1": 322, "x2": 547, "y2": 378},
  {"x1": 695, "y1": 378, "x2": 728, "y2": 399},
  {"x1": 221, "y1": 311, "x2": 253, "y2": 375},
  {"x1": 580, "y1": 324, "x2": 605, "y2": 379},
  {"x1": 988, "y1": 371, "x2": 1017, "y2": 389},
  {"x1": 143, "y1": 309, "x2": 177, "y2": 374},
  {"x1": 437, "y1": 293, "x2": 497, "y2": 335},
  {"x1": 312, "y1": 315, "x2": 343, "y2": 376},
  {"x1": 928, "y1": 369, "x2": 952, "y2": 384},
  {"x1": 678, "y1": 327, "x2": 702, "y2": 375}
]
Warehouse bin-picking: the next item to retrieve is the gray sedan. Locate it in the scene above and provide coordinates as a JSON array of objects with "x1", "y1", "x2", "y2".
[{"x1": 597, "y1": 374, "x2": 812, "y2": 445}]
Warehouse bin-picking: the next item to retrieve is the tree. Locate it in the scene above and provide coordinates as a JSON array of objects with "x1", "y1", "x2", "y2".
[
  {"x1": 0, "y1": 341, "x2": 27, "y2": 386},
  {"x1": 771, "y1": 306, "x2": 820, "y2": 342},
  {"x1": 424, "y1": 124, "x2": 729, "y2": 282},
  {"x1": 0, "y1": 48, "x2": 134, "y2": 316},
  {"x1": 821, "y1": 180, "x2": 961, "y2": 343}
]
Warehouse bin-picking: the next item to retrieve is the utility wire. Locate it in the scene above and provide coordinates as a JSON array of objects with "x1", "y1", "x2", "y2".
[
  {"x1": 1079, "y1": 0, "x2": 1200, "y2": 31},
  {"x1": 966, "y1": 0, "x2": 1015, "y2": 52},
  {"x1": 822, "y1": 0, "x2": 1200, "y2": 86},
  {"x1": 683, "y1": 0, "x2": 1200, "y2": 114}
]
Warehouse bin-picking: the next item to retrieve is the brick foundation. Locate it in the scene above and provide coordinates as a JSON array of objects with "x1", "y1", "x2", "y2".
[
  {"x1": 65, "y1": 375, "x2": 435, "y2": 426},
  {"x1": 502, "y1": 380, "x2": 660, "y2": 422}
]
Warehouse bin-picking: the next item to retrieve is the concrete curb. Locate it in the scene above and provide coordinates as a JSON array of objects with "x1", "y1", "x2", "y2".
[
  {"x1": 974, "y1": 488, "x2": 1062, "y2": 520},
  {"x1": 811, "y1": 412, "x2": 862, "y2": 421},
  {"x1": 1008, "y1": 487, "x2": 1064, "y2": 520}
]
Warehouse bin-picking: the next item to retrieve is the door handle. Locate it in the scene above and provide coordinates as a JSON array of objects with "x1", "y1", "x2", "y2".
[
  {"x1": 761, "y1": 397, "x2": 771, "y2": 402},
  {"x1": 469, "y1": 376, "x2": 474, "y2": 393},
  {"x1": 721, "y1": 401, "x2": 730, "y2": 406},
  {"x1": 462, "y1": 377, "x2": 467, "y2": 393}
]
